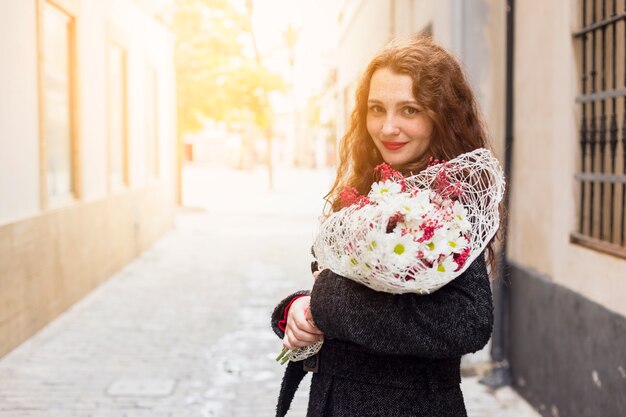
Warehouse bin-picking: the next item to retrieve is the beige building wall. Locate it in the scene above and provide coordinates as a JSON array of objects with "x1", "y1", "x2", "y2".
[
  {"x1": 0, "y1": 0, "x2": 177, "y2": 217},
  {"x1": 428, "y1": 0, "x2": 507, "y2": 160},
  {"x1": 0, "y1": 1, "x2": 41, "y2": 224},
  {"x1": 0, "y1": 0, "x2": 177, "y2": 357},
  {"x1": 509, "y1": 0, "x2": 626, "y2": 316},
  {"x1": 336, "y1": 0, "x2": 391, "y2": 138}
]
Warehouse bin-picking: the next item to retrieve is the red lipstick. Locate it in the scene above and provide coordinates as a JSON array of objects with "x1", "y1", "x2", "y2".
[{"x1": 381, "y1": 141, "x2": 408, "y2": 150}]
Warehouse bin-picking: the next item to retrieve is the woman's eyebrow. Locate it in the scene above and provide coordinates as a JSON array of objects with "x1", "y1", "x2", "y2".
[{"x1": 367, "y1": 99, "x2": 418, "y2": 104}]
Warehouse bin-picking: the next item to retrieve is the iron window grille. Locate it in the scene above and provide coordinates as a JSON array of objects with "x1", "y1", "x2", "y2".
[{"x1": 573, "y1": 0, "x2": 626, "y2": 259}]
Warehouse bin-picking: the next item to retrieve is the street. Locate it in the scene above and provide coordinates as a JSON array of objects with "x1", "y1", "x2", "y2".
[{"x1": 0, "y1": 167, "x2": 540, "y2": 417}]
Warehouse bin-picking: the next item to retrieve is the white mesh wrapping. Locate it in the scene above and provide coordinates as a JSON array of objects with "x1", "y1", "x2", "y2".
[
  {"x1": 313, "y1": 148, "x2": 505, "y2": 294},
  {"x1": 286, "y1": 148, "x2": 505, "y2": 362},
  {"x1": 287, "y1": 340, "x2": 324, "y2": 362}
]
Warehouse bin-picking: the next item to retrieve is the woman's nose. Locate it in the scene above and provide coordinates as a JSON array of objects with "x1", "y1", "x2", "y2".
[{"x1": 381, "y1": 116, "x2": 400, "y2": 136}]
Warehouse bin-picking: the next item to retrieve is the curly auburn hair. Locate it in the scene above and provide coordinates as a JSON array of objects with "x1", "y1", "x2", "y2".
[{"x1": 324, "y1": 35, "x2": 503, "y2": 273}]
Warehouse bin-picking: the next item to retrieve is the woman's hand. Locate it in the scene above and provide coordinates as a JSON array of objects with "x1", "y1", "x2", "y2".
[{"x1": 282, "y1": 296, "x2": 324, "y2": 350}]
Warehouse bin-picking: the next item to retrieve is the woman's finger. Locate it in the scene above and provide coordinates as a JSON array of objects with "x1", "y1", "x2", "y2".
[
  {"x1": 300, "y1": 306, "x2": 322, "y2": 333},
  {"x1": 289, "y1": 317, "x2": 322, "y2": 340},
  {"x1": 283, "y1": 332, "x2": 293, "y2": 350},
  {"x1": 285, "y1": 322, "x2": 322, "y2": 347},
  {"x1": 288, "y1": 298, "x2": 322, "y2": 335},
  {"x1": 291, "y1": 326, "x2": 322, "y2": 343},
  {"x1": 285, "y1": 329, "x2": 305, "y2": 349},
  {"x1": 294, "y1": 314, "x2": 323, "y2": 335},
  {"x1": 285, "y1": 335, "x2": 308, "y2": 349},
  {"x1": 304, "y1": 307, "x2": 314, "y2": 322}
]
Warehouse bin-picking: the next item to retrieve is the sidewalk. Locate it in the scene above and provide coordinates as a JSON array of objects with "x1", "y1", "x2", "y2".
[{"x1": 0, "y1": 167, "x2": 541, "y2": 417}]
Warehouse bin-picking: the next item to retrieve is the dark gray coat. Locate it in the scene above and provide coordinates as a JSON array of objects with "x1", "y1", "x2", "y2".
[{"x1": 271, "y1": 253, "x2": 493, "y2": 417}]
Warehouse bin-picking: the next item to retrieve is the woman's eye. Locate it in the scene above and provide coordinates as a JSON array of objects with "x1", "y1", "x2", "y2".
[
  {"x1": 369, "y1": 105, "x2": 384, "y2": 114},
  {"x1": 403, "y1": 107, "x2": 420, "y2": 116}
]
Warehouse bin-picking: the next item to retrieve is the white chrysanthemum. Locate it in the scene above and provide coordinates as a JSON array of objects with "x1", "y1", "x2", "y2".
[
  {"x1": 432, "y1": 238, "x2": 453, "y2": 258},
  {"x1": 369, "y1": 180, "x2": 403, "y2": 202},
  {"x1": 415, "y1": 189, "x2": 434, "y2": 209},
  {"x1": 381, "y1": 232, "x2": 419, "y2": 269},
  {"x1": 447, "y1": 233, "x2": 469, "y2": 253},
  {"x1": 394, "y1": 190, "x2": 433, "y2": 221},
  {"x1": 431, "y1": 228, "x2": 469, "y2": 256},
  {"x1": 420, "y1": 236, "x2": 444, "y2": 262},
  {"x1": 340, "y1": 253, "x2": 366, "y2": 274},
  {"x1": 433, "y1": 255, "x2": 458, "y2": 273},
  {"x1": 352, "y1": 203, "x2": 382, "y2": 226},
  {"x1": 452, "y1": 201, "x2": 471, "y2": 232},
  {"x1": 375, "y1": 193, "x2": 410, "y2": 217},
  {"x1": 359, "y1": 230, "x2": 387, "y2": 266}
]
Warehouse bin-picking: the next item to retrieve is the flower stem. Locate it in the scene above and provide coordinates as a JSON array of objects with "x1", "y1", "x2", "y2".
[{"x1": 276, "y1": 347, "x2": 289, "y2": 363}]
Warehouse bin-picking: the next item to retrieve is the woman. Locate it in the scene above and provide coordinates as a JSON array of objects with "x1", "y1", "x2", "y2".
[{"x1": 271, "y1": 35, "x2": 500, "y2": 417}]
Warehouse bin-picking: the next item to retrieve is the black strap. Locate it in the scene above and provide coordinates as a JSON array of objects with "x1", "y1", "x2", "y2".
[{"x1": 276, "y1": 360, "x2": 308, "y2": 417}]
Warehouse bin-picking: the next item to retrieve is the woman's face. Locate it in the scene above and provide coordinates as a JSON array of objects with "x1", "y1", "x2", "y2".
[{"x1": 366, "y1": 67, "x2": 433, "y2": 168}]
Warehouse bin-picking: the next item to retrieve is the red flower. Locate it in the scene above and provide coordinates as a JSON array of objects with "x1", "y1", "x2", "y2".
[
  {"x1": 339, "y1": 185, "x2": 370, "y2": 208},
  {"x1": 374, "y1": 163, "x2": 406, "y2": 191},
  {"x1": 417, "y1": 219, "x2": 440, "y2": 242},
  {"x1": 386, "y1": 212, "x2": 405, "y2": 233},
  {"x1": 429, "y1": 159, "x2": 466, "y2": 201},
  {"x1": 452, "y1": 246, "x2": 471, "y2": 271}
]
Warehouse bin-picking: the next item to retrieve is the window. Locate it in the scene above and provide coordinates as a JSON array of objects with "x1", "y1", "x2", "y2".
[
  {"x1": 41, "y1": 1, "x2": 78, "y2": 204},
  {"x1": 146, "y1": 67, "x2": 159, "y2": 179},
  {"x1": 573, "y1": 0, "x2": 626, "y2": 259},
  {"x1": 107, "y1": 40, "x2": 129, "y2": 190}
]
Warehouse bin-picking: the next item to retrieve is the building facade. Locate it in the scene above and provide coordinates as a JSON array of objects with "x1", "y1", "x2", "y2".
[
  {"x1": 508, "y1": 1, "x2": 626, "y2": 416},
  {"x1": 333, "y1": 1, "x2": 626, "y2": 416},
  {"x1": 0, "y1": 0, "x2": 177, "y2": 358}
]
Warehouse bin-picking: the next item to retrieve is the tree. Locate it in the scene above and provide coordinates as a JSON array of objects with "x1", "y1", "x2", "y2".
[{"x1": 170, "y1": 0, "x2": 285, "y2": 136}]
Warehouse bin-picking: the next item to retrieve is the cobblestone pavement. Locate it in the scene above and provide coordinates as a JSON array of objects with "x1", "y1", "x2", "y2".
[{"x1": 0, "y1": 167, "x2": 541, "y2": 417}]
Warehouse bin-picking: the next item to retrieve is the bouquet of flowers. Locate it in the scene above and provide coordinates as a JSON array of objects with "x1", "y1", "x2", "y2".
[{"x1": 277, "y1": 148, "x2": 505, "y2": 363}]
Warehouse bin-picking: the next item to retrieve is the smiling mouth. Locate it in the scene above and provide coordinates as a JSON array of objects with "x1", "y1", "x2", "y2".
[{"x1": 381, "y1": 141, "x2": 408, "y2": 150}]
